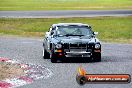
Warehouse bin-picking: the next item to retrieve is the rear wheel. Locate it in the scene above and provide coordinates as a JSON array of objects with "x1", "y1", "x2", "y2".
[
  {"x1": 43, "y1": 48, "x2": 50, "y2": 59},
  {"x1": 92, "y1": 53, "x2": 101, "y2": 62}
]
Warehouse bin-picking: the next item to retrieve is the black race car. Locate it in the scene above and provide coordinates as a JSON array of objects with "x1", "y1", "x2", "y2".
[{"x1": 43, "y1": 23, "x2": 101, "y2": 63}]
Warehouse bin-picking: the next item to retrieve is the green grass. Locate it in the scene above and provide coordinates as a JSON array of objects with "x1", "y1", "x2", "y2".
[
  {"x1": 0, "y1": 0, "x2": 132, "y2": 10},
  {"x1": 0, "y1": 16, "x2": 132, "y2": 43}
]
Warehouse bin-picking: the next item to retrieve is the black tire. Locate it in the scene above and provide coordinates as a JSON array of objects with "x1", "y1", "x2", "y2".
[
  {"x1": 92, "y1": 53, "x2": 101, "y2": 62},
  {"x1": 50, "y1": 52, "x2": 57, "y2": 63},
  {"x1": 51, "y1": 58, "x2": 57, "y2": 63},
  {"x1": 43, "y1": 48, "x2": 50, "y2": 59}
]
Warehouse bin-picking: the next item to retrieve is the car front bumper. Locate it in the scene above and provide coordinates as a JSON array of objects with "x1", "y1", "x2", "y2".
[{"x1": 65, "y1": 51, "x2": 91, "y2": 57}]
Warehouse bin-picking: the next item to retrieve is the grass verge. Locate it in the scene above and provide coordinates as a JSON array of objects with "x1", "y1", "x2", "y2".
[
  {"x1": 0, "y1": 16, "x2": 132, "y2": 43},
  {"x1": 0, "y1": 0, "x2": 132, "y2": 10}
]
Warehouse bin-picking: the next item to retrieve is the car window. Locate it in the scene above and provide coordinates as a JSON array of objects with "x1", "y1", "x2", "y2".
[{"x1": 57, "y1": 26, "x2": 92, "y2": 36}]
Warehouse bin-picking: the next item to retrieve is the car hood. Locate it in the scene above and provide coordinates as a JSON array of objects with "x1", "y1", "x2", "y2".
[{"x1": 54, "y1": 36, "x2": 98, "y2": 44}]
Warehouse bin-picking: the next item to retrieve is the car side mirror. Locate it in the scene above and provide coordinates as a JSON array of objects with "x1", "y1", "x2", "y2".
[
  {"x1": 45, "y1": 32, "x2": 50, "y2": 38},
  {"x1": 51, "y1": 31, "x2": 54, "y2": 35},
  {"x1": 94, "y1": 32, "x2": 98, "y2": 35}
]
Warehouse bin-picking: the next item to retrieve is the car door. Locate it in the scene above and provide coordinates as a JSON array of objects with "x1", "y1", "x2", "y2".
[
  {"x1": 44, "y1": 27, "x2": 51, "y2": 51},
  {"x1": 44, "y1": 26, "x2": 55, "y2": 51}
]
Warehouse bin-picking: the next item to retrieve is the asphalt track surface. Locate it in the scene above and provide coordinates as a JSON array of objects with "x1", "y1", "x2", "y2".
[
  {"x1": 0, "y1": 10, "x2": 132, "y2": 18},
  {"x1": 0, "y1": 36, "x2": 132, "y2": 88}
]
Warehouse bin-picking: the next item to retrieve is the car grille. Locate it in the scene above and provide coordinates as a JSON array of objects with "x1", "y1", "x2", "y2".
[
  {"x1": 69, "y1": 44, "x2": 86, "y2": 49},
  {"x1": 64, "y1": 43, "x2": 89, "y2": 52}
]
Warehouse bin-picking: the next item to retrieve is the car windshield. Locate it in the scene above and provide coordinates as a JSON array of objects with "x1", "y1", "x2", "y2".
[{"x1": 56, "y1": 25, "x2": 93, "y2": 37}]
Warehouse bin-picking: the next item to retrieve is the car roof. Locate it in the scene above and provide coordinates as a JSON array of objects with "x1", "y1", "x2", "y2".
[{"x1": 52, "y1": 23, "x2": 90, "y2": 27}]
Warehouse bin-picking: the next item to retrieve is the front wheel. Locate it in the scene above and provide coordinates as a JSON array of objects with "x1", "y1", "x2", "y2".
[
  {"x1": 92, "y1": 53, "x2": 101, "y2": 62},
  {"x1": 50, "y1": 52, "x2": 57, "y2": 63},
  {"x1": 43, "y1": 48, "x2": 50, "y2": 59},
  {"x1": 51, "y1": 58, "x2": 57, "y2": 63}
]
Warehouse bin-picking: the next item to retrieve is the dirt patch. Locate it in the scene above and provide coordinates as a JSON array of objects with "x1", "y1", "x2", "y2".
[{"x1": 0, "y1": 62, "x2": 25, "y2": 80}]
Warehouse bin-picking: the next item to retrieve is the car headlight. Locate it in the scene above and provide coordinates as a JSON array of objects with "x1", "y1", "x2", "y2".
[
  {"x1": 56, "y1": 44, "x2": 62, "y2": 49},
  {"x1": 95, "y1": 44, "x2": 101, "y2": 49}
]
